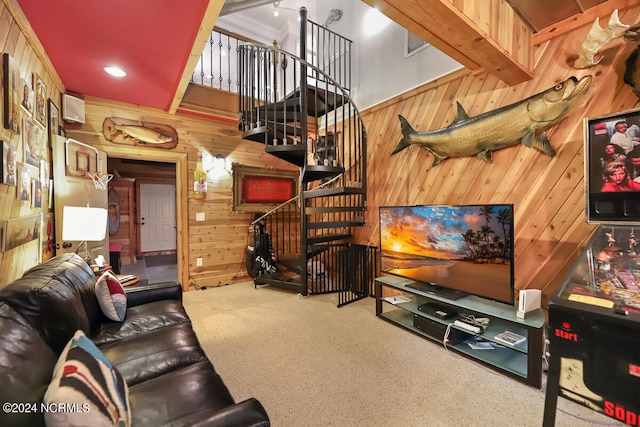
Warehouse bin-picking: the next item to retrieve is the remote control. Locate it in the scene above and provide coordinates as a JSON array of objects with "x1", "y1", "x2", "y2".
[{"x1": 453, "y1": 320, "x2": 482, "y2": 334}]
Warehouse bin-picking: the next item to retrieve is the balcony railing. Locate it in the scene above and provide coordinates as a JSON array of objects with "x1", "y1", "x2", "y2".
[
  {"x1": 191, "y1": 12, "x2": 353, "y2": 96},
  {"x1": 190, "y1": 28, "x2": 250, "y2": 93}
]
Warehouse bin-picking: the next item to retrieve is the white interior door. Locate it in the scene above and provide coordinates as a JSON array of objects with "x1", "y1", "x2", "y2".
[
  {"x1": 52, "y1": 135, "x2": 108, "y2": 261},
  {"x1": 139, "y1": 183, "x2": 176, "y2": 252}
]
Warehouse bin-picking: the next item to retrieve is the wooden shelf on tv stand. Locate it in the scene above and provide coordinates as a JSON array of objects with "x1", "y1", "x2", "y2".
[{"x1": 375, "y1": 275, "x2": 544, "y2": 388}]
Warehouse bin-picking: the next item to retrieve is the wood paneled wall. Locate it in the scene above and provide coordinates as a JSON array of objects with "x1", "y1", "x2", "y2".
[
  {"x1": 65, "y1": 98, "x2": 298, "y2": 291},
  {"x1": 0, "y1": 0, "x2": 61, "y2": 286},
  {"x1": 353, "y1": 5, "x2": 640, "y2": 304},
  {"x1": 3, "y1": 0, "x2": 640, "y2": 300}
]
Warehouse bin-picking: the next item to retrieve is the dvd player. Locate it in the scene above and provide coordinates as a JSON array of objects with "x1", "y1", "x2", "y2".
[{"x1": 418, "y1": 302, "x2": 457, "y2": 319}]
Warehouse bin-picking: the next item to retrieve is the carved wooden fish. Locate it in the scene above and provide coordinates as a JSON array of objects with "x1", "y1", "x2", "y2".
[
  {"x1": 391, "y1": 75, "x2": 592, "y2": 167},
  {"x1": 104, "y1": 118, "x2": 173, "y2": 144}
]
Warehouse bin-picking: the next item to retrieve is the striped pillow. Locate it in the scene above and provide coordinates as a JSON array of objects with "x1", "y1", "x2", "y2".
[
  {"x1": 44, "y1": 330, "x2": 131, "y2": 427},
  {"x1": 95, "y1": 271, "x2": 127, "y2": 322}
]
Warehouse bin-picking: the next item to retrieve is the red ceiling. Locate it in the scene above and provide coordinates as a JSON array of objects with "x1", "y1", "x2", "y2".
[{"x1": 17, "y1": 0, "x2": 211, "y2": 111}]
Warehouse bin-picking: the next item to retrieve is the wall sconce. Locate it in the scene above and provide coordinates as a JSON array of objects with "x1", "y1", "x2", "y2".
[
  {"x1": 213, "y1": 154, "x2": 226, "y2": 171},
  {"x1": 201, "y1": 151, "x2": 229, "y2": 181},
  {"x1": 62, "y1": 206, "x2": 108, "y2": 264}
]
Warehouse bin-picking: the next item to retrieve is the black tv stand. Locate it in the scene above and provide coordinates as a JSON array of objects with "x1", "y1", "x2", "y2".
[
  {"x1": 375, "y1": 275, "x2": 544, "y2": 387},
  {"x1": 405, "y1": 281, "x2": 465, "y2": 301}
]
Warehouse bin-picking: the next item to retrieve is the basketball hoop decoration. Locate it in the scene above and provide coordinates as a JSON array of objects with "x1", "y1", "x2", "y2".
[
  {"x1": 88, "y1": 172, "x2": 113, "y2": 190},
  {"x1": 65, "y1": 138, "x2": 100, "y2": 179}
]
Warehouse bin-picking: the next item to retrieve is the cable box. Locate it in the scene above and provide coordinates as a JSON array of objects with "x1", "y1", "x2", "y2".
[
  {"x1": 413, "y1": 315, "x2": 466, "y2": 345},
  {"x1": 418, "y1": 302, "x2": 457, "y2": 319},
  {"x1": 413, "y1": 315, "x2": 447, "y2": 339}
]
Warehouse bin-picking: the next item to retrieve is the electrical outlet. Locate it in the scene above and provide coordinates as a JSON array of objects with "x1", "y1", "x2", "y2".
[
  {"x1": 196, "y1": 212, "x2": 205, "y2": 221},
  {"x1": 196, "y1": 257, "x2": 203, "y2": 267}
]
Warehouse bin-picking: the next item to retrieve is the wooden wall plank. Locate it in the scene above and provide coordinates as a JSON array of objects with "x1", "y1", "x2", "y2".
[{"x1": 354, "y1": 2, "x2": 640, "y2": 306}]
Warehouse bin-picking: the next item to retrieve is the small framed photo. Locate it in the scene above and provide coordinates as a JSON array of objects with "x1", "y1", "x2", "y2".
[
  {"x1": 2, "y1": 141, "x2": 17, "y2": 186},
  {"x1": 17, "y1": 164, "x2": 31, "y2": 201},
  {"x1": 23, "y1": 119, "x2": 43, "y2": 167},
  {"x1": 33, "y1": 72, "x2": 47, "y2": 128},
  {"x1": 32, "y1": 180, "x2": 42, "y2": 208},
  {"x1": 3, "y1": 54, "x2": 21, "y2": 135},
  {"x1": 40, "y1": 159, "x2": 50, "y2": 188},
  {"x1": 47, "y1": 99, "x2": 59, "y2": 146},
  {"x1": 19, "y1": 77, "x2": 33, "y2": 116}
]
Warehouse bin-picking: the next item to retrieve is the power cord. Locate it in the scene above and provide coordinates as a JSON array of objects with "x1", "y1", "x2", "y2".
[
  {"x1": 443, "y1": 323, "x2": 453, "y2": 349},
  {"x1": 459, "y1": 313, "x2": 491, "y2": 330}
]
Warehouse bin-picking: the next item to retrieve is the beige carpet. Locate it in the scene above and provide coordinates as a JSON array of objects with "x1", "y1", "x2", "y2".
[{"x1": 183, "y1": 282, "x2": 621, "y2": 427}]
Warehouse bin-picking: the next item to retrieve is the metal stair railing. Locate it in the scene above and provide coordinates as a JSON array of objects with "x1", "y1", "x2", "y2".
[
  {"x1": 240, "y1": 8, "x2": 369, "y2": 298},
  {"x1": 237, "y1": 43, "x2": 366, "y2": 189}
]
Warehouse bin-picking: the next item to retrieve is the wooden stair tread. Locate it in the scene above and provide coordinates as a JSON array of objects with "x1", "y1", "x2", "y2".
[{"x1": 303, "y1": 165, "x2": 345, "y2": 182}]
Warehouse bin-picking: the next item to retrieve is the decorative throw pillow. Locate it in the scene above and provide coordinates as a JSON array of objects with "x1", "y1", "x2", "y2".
[
  {"x1": 43, "y1": 330, "x2": 131, "y2": 427},
  {"x1": 95, "y1": 270, "x2": 127, "y2": 322}
]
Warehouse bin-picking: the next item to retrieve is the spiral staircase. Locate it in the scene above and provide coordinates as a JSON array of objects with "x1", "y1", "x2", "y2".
[{"x1": 238, "y1": 8, "x2": 375, "y2": 306}]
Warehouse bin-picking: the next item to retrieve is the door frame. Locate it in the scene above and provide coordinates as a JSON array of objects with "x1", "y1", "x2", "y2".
[{"x1": 99, "y1": 145, "x2": 188, "y2": 291}]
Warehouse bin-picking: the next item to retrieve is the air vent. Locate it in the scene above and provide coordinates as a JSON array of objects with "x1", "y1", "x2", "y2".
[{"x1": 406, "y1": 30, "x2": 429, "y2": 57}]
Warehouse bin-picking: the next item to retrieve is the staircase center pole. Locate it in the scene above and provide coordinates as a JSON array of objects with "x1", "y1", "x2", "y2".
[{"x1": 299, "y1": 6, "x2": 309, "y2": 296}]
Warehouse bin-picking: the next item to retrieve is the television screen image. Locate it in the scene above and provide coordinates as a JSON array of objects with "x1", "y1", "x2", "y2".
[{"x1": 379, "y1": 204, "x2": 514, "y2": 304}]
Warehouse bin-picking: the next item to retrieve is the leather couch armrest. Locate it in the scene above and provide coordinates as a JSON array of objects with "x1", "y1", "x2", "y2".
[
  {"x1": 124, "y1": 281, "x2": 183, "y2": 307},
  {"x1": 183, "y1": 398, "x2": 270, "y2": 427}
]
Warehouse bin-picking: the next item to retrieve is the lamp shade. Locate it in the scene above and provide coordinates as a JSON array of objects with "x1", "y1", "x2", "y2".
[{"x1": 62, "y1": 206, "x2": 108, "y2": 241}]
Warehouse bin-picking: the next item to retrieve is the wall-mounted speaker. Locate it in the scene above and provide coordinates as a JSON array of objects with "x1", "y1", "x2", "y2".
[
  {"x1": 517, "y1": 289, "x2": 541, "y2": 319},
  {"x1": 62, "y1": 94, "x2": 85, "y2": 123}
]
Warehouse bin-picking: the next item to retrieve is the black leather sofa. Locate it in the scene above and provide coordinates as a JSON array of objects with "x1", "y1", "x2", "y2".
[{"x1": 0, "y1": 253, "x2": 269, "y2": 427}]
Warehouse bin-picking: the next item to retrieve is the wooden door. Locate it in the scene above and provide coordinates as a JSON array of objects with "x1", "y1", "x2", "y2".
[
  {"x1": 52, "y1": 135, "x2": 108, "y2": 261},
  {"x1": 139, "y1": 183, "x2": 176, "y2": 253}
]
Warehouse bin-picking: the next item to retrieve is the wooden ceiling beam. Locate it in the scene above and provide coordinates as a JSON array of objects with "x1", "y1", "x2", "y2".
[
  {"x1": 169, "y1": 0, "x2": 225, "y2": 114},
  {"x1": 360, "y1": 0, "x2": 534, "y2": 86}
]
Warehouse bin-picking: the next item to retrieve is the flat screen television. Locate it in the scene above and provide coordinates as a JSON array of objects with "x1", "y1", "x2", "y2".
[{"x1": 379, "y1": 204, "x2": 515, "y2": 305}]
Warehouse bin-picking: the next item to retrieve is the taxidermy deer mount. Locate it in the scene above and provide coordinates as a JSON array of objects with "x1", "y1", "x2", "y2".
[{"x1": 574, "y1": 9, "x2": 640, "y2": 69}]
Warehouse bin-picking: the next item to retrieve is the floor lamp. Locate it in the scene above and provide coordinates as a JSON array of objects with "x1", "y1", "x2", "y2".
[{"x1": 62, "y1": 206, "x2": 108, "y2": 264}]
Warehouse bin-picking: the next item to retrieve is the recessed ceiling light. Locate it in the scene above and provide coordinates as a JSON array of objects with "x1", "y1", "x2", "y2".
[{"x1": 104, "y1": 66, "x2": 126, "y2": 77}]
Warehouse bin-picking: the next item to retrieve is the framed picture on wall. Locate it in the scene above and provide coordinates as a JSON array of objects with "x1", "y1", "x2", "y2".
[
  {"x1": 2, "y1": 141, "x2": 17, "y2": 186},
  {"x1": 32, "y1": 180, "x2": 42, "y2": 208},
  {"x1": 232, "y1": 164, "x2": 299, "y2": 212},
  {"x1": 33, "y1": 72, "x2": 47, "y2": 128},
  {"x1": 23, "y1": 119, "x2": 43, "y2": 167},
  {"x1": 19, "y1": 77, "x2": 33, "y2": 116},
  {"x1": 3, "y1": 54, "x2": 21, "y2": 135},
  {"x1": 1, "y1": 213, "x2": 42, "y2": 252},
  {"x1": 41, "y1": 213, "x2": 55, "y2": 262},
  {"x1": 17, "y1": 164, "x2": 31, "y2": 201},
  {"x1": 585, "y1": 107, "x2": 640, "y2": 223},
  {"x1": 47, "y1": 99, "x2": 59, "y2": 146}
]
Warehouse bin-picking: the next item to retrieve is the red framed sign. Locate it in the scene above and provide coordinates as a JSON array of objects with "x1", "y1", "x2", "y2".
[{"x1": 232, "y1": 164, "x2": 298, "y2": 212}]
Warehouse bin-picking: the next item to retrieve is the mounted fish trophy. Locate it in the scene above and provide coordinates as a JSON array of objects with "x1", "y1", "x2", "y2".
[
  {"x1": 102, "y1": 117, "x2": 178, "y2": 149},
  {"x1": 391, "y1": 76, "x2": 592, "y2": 167},
  {"x1": 573, "y1": 9, "x2": 639, "y2": 69}
]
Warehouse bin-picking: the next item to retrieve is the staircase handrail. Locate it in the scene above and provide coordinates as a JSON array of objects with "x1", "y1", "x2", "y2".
[{"x1": 249, "y1": 173, "x2": 343, "y2": 226}]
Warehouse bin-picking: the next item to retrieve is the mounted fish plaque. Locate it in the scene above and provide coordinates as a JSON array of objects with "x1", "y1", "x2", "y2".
[
  {"x1": 102, "y1": 117, "x2": 177, "y2": 149},
  {"x1": 391, "y1": 75, "x2": 592, "y2": 167}
]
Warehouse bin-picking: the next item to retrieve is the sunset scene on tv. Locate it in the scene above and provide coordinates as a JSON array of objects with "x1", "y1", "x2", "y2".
[{"x1": 380, "y1": 205, "x2": 513, "y2": 303}]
